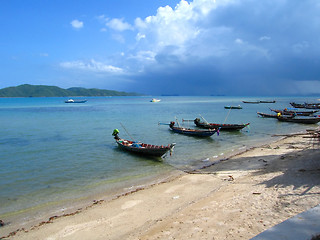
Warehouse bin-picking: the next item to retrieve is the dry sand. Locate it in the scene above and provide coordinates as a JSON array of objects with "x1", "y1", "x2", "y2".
[{"x1": 2, "y1": 133, "x2": 320, "y2": 240}]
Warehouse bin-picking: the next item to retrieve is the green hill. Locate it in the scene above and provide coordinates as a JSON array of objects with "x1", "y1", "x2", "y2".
[{"x1": 0, "y1": 84, "x2": 142, "y2": 97}]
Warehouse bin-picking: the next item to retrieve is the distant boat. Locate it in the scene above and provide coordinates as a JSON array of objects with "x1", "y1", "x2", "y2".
[
  {"x1": 259, "y1": 100, "x2": 276, "y2": 103},
  {"x1": 169, "y1": 121, "x2": 218, "y2": 137},
  {"x1": 150, "y1": 98, "x2": 161, "y2": 102},
  {"x1": 242, "y1": 100, "x2": 260, "y2": 104},
  {"x1": 193, "y1": 118, "x2": 249, "y2": 131},
  {"x1": 65, "y1": 99, "x2": 87, "y2": 103},
  {"x1": 290, "y1": 102, "x2": 320, "y2": 109},
  {"x1": 224, "y1": 105, "x2": 242, "y2": 109},
  {"x1": 112, "y1": 130, "x2": 174, "y2": 157},
  {"x1": 290, "y1": 102, "x2": 305, "y2": 108}
]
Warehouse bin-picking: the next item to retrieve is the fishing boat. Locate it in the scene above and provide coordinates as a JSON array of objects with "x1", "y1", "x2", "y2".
[
  {"x1": 65, "y1": 99, "x2": 87, "y2": 103},
  {"x1": 277, "y1": 115, "x2": 320, "y2": 124},
  {"x1": 193, "y1": 118, "x2": 249, "y2": 131},
  {"x1": 169, "y1": 121, "x2": 218, "y2": 137},
  {"x1": 304, "y1": 103, "x2": 320, "y2": 109},
  {"x1": 112, "y1": 129, "x2": 174, "y2": 157},
  {"x1": 257, "y1": 112, "x2": 278, "y2": 118},
  {"x1": 270, "y1": 108, "x2": 318, "y2": 116},
  {"x1": 259, "y1": 100, "x2": 276, "y2": 103},
  {"x1": 242, "y1": 100, "x2": 260, "y2": 104},
  {"x1": 290, "y1": 102, "x2": 306, "y2": 108},
  {"x1": 224, "y1": 105, "x2": 242, "y2": 109},
  {"x1": 150, "y1": 98, "x2": 161, "y2": 102}
]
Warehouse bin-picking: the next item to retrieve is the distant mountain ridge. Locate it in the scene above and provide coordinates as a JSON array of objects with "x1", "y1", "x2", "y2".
[{"x1": 0, "y1": 84, "x2": 142, "y2": 97}]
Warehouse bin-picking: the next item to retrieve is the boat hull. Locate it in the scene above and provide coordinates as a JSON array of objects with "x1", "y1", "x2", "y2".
[
  {"x1": 170, "y1": 126, "x2": 217, "y2": 137},
  {"x1": 224, "y1": 106, "x2": 242, "y2": 109},
  {"x1": 116, "y1": 139, "x2": 174, "y2": 157},
  {"x1": 257, "y1": 112, "x2": 278, "y2": 118},
  {"x1": 271, "y1": 109, "x2": 318, "y2": 116},
  {"x1": 277, "y1": 116, "x2": 320, "y2": 124},
  {"x1": 194, "y1": 118, "x2": 249, "y2": 131}
]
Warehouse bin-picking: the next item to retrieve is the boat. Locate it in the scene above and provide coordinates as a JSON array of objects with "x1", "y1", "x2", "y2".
[
  {"x1": 169, "y1": 121, "x2": 218, "y2": 137},
  {"x1": 257, "y1": 112, "x2": 278, "y2": 118},
  {"x1": 277, "y1": 115, "x2": 320, "y2": 124},
  {"x1": 242, "y1": 100, "x2": 260, "y2": 104},
  {"x1": 65, "y1": 99, "x2": 87, "y2": 103},
  {"x1": 259, "y1": 100, "x2": 276, "y2": 103},
  {"x1": 150, "y1": 98, "x2": 161, "y2": 102},
  {"x1": 112, "y1": 129, "x2": 174, "y2": 157},
  {"x1": 224, "y1": 105, "x2": 242, "y2": 109},
  {"x1": 304, "y1": 103, "x2": 320, "y2": 109},
  {"x1": 290, "y1": 102, "x2": 306, "y2": 108},
  {"x1": 290, "y1": 102, "x2": 320, "y2": 109},
  {"x1": 193, "y1": 118, "x2": 249, "y2": 131},
  {"x1": 270, "y1": 108, "x2": 318, "y2": 116}
]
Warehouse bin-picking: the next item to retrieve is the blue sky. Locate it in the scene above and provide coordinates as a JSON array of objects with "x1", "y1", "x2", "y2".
[{"x1": 1, "y1": 0, "x2": 320, "y2": 96}]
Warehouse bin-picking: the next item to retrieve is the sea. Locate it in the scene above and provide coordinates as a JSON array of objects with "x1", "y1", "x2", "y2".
[{"x1": 0, "y1": 96, "x2": 319, "y2": 232}]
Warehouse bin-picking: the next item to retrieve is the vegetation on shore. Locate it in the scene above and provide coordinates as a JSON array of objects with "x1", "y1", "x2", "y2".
[{"x1": 0, "y1": 84, "x2": 142, "y2": 97}]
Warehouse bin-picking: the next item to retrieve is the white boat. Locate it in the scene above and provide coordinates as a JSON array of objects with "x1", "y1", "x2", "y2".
[
  {"x1": 65, "y1": 99, "x2": 87, "y2": 103},
  {"x1": 150, "y1": 98, "x2": 161, "y2": 102}
]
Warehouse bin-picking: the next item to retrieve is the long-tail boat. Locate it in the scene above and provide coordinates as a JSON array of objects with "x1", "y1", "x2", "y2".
[
  {"x1": 257, "y1": 112, "x2": 278, "y2": 118},
  {"x1": 259, "y1": 100, "x2": 276, "y2": 103},
  {"x1": 290, "y1": 102, "x2": 305, "y2": 108},
  {"x1": 242, "y1": 100, "x2": 260, "y2": 104},
  {"x1": 193, "y1": 118, "x2": 249, "y2": 131},
  {"x1": 224, "y1": 105, "x2": 242, "y2": 109},
  {"x1": 277, "y1": 115, "x2": 320, "y2": 124},
  {"x1": 290, "y1": 102, "x2": 320, "y2": 109},
  {"x1": 112, "y1": 129, "x2": 175, "y2": 157},
  {"x1": 270, "y1": 108, "x2": 318, "y2": 116},
  {"x1": 169, "y1": 121, "x2": 218, "y2": 137}
]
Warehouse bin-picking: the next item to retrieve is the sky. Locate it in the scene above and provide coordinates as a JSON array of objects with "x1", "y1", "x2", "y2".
[{"x1": 1, "y1": 0, "x2": 320, "y2": 96}]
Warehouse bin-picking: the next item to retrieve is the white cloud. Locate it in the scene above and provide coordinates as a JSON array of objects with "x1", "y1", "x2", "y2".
[
  {"x1": 259, "y1": 36, "x2": 271, "y2": 41},
  {"x1": 70, "y1": 19, "x2": 84, "y2": 29},
  {"x1": 60, "y1": 59, "x2": 123, "y2": 73},
  {"x1": 106, "y1": 18, "x2": 133, "y2": 31},
  {"x1": 235, "y1": 38, "x2": 244, "y2": 44}
]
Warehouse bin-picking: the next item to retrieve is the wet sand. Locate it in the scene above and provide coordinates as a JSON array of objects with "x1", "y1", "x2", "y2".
[{"x1": 2, "y1": 132, "x2": 320, "y2": 239}]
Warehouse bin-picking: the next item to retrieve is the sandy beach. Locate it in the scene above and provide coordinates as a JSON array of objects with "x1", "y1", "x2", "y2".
[{"x1": 2, "y1": 130, "x2": 320, "y2": 240}]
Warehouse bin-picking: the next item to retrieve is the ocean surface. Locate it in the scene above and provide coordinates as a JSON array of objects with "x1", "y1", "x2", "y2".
[{"x1": 0, "y1": 96, "x2": 319, "y2": 228}]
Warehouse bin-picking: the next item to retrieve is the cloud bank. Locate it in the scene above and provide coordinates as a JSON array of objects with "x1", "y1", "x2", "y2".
[{"x1": 64, "y1": 0, "x2": 320, "y2": 95}]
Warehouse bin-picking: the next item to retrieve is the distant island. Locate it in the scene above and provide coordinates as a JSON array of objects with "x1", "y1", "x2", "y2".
[{"x1": 0, "y1": 84, "x2": 142, "y2": 97}]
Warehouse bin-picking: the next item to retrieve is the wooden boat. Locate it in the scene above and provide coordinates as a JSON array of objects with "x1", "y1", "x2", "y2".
[
  {"x1": 290, "y1": 102, "x2": 305, "y2": 108},
  {"x1": 193, "y1": 118, "x2": 249, "y2": 131},
  {"x1": 257, "y1": 112, "x2": 278, "y2": 118},
  {"x1": 65, "y1": 99, "x2": 87, "y2": 103},
  {"x1": 259, "y1": 100, "x2": 276, "y2": 103},
  {"x1": 270, "y1": 108, "x2": 318, "y2": 116},
  {"x1": 224, "y1": 105, "x2": 242, "y2": 109},
  {"x1": 257, "y1": 112, "x2": 294, "y2": 118},
  {"x1": 242, "y1": 100, "x2": 260, "y2": 104},
  {"x1": 277, "y1": 115, "x2": 320, "y2": 124},
  {"x1": 112, "y1": 130, "x2": 174, "y2": 157},
  {"x1": 169, "y1": 121, "x2": 218, "y2": 137},
  {"x1": 304, "y1": 103, "x2": 320, "y2": 109}
]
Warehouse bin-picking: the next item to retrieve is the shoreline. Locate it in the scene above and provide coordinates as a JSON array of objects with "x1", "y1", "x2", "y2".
[{"x1": 2, "y1": 128, "x2": 320, "y2": 239}]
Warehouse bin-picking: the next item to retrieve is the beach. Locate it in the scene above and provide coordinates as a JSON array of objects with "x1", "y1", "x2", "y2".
[{"x1": 2, "y1": 130, "x2": 319, "y2": 239}]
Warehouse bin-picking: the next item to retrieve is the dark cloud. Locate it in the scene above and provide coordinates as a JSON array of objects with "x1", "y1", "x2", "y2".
[{"x1": 123, "y1": 0, "x2": 320, "y2": 95}]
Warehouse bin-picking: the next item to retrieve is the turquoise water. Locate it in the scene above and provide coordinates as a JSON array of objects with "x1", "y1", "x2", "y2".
[{"x1": 0, "y1": 96, "x2": 319, "y2": 224}]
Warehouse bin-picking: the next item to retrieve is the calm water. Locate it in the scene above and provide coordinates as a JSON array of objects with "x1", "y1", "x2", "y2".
[{"x1": 0, "y1": 96, "x2": 319, "y2": 225}]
